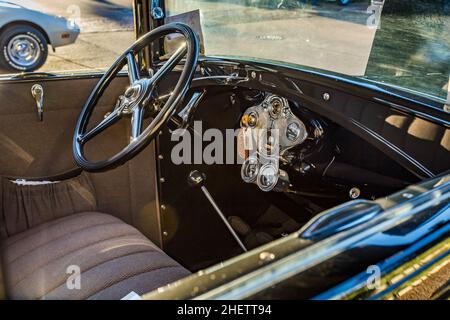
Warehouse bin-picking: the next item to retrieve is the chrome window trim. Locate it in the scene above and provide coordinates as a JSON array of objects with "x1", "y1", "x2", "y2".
[{"x1": 0, "y1": 70, "x2": 129, "y2": 84}]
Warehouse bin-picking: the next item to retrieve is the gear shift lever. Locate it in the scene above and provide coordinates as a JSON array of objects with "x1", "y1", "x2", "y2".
[{"x1": 188, "y1": 170, "x2": 247, "y2": 252}]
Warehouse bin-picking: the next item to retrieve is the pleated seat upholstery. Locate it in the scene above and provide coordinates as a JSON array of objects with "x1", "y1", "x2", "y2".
[{"x1": 1, "y1": 212, "x2": 189, "y2": 300}]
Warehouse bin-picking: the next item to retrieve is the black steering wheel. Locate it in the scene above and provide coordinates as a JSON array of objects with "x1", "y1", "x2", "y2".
[{"x1": 73, "y1": 23, "x2": 199, "y2": 172}]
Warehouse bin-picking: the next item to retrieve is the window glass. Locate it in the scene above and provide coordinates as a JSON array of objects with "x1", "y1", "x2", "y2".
[
  {"x1": 0, "y1": 0, "x2": 135, "y2": 75},
  {"x1": 166, "y1": 0, "x2": 450, "y2": 102}
]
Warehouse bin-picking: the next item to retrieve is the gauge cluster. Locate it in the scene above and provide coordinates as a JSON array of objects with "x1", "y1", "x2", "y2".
[{"x1": 239, "y1": 94, "x2": 321, "y2": 192}]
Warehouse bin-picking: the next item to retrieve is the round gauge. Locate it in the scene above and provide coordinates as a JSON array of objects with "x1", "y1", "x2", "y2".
[
  {"x1": 241, "y1": 157, "x2": 259, "y2": 183},
  {"x1": 284, "y1": 120, "x2": 307, "y2": 145},
  {"x1": 286, "y1": 122, "x2": 301, "y2": 141},
  {"x1": 267, "y1": 96, "x2": 288, "y2": 119},
  {"x1": 257, "y1": 163, "x2": 279, "y2": 192}
]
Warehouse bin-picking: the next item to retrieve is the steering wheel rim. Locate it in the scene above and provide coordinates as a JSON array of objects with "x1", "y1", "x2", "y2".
[{"x1": 73, "y1": 23, "x2": 199, "y2": 172}]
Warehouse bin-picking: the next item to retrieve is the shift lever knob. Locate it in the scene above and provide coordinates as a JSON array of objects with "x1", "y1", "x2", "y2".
[{"x1": 187, "y1": 170, "x2": 206, "y2": 188}]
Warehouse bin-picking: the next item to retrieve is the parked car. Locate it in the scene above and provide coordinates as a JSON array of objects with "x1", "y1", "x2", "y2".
[{"x1": 0, "y1": 1, "x2": 79, "y2": 72}]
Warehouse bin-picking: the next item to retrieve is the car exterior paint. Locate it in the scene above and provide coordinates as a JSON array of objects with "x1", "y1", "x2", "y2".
[{"x1": 0, "y1": 1, "x2": 79, "y2": 48}]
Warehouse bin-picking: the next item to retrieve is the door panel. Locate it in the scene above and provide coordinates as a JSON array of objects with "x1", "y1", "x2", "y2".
[{"x1": 0, "y1": 75, "x2": 162, "y2": 245}]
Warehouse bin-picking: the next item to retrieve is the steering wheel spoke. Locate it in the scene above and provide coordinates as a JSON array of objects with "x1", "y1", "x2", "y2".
[
  {"x1": 127, "y1": 52, "x2": 140, "y2": 84},
  {"x1": 150, "y1": 43, "x2": 188, "y2": 86},
  {"x1": 78, "y1": 109, "x2": 121, "y2": 144}
]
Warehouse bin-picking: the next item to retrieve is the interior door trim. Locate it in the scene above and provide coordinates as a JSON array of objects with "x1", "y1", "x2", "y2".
[{"x1": 0, "y1": 71, "x2": 129, "y2": 85}]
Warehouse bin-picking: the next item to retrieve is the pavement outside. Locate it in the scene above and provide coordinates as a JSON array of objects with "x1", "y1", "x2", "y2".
[{"x1": 5, "y1": 0, "x2": 134, "y2": 72}]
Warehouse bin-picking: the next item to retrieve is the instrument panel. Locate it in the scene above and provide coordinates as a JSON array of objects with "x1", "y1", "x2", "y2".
[{"x1": 238, "y1": 94, "x2": 321, "y2": 192}]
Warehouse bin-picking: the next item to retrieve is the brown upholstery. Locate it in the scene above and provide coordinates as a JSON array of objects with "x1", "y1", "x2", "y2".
[
  {"x1": 0, "y1": 173, "x2": 97, "y2": 237},
  {"x1": 0, "y1": 76, "x2": 162, "y2": 246},
  {"x1": 1, "y1": 212, "x2": 189, "y2": 300}
]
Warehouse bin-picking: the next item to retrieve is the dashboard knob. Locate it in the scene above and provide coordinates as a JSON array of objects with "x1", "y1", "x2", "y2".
[{"x1": 188, "y1": 170, "x2": 206, "y2": 188}]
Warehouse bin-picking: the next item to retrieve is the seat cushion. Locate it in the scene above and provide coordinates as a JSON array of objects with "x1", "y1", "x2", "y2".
[{"x1": 1, "y1": 212, "x2": 189, "y2": 300}]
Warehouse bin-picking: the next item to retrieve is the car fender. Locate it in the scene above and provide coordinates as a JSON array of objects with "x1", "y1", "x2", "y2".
[{"x1": 0, "y1": 3, "x2": 79, "y2": 48}]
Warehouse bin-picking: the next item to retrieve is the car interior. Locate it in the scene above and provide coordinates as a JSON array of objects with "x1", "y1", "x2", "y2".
[{"x1": 0, "y1": 19, "x2": 449, "y2": 300}]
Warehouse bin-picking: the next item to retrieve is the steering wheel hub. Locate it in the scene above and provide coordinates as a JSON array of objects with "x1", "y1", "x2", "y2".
[
  {"x1": 124, "y1": 84, "x2": 141, "y2": 99},
  {"x1": 119, "y1": 79, "x2": 149, "y2": 115}
]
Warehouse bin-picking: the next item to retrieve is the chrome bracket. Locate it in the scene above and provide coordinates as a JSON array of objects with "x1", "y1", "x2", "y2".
[
  {"x1": 177, "y1": 90, "x2": 206, "y2": 129},
  {"x1": 151, "y1": 0, "x2": 164, "y2": 20},
  {"x1": 31, "y1": 84, "x2": 44, "y2": 121}
]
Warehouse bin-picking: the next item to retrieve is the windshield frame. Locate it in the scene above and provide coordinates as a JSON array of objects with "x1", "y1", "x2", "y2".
[
  {"x1": 157, "y1": 0, "x2": 450, "y2": 110},
  {"x1": 196, "y1": 55, "x2": 450, "y2": 122}
]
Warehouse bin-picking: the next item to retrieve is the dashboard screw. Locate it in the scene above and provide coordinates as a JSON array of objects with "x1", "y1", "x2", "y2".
[
  {"x1": 160, "y1": 177, "x2": 165, "y2": 183},
  {"x1": 160, "y1": 204, "x2": 166, "y2": 210},
  {"x1": 322, "y1": 92, "x2": 330, "y2": 101},
  {"x1": 158, "y1": 154, "x2": 164, "y2": 160},
  {"x1": 251, "y1": 71, "x2": 256, "y2": 79},
  {"x1": 163, "y1": 231, "x2": 168, "y2": 237}
]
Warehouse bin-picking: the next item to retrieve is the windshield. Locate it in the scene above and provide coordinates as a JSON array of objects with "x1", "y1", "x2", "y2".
[{"x1": 166, "y1": 0, "x2": 450, "y2": 103}]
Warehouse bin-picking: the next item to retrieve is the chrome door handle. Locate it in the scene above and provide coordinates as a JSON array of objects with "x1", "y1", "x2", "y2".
[{"x1": 31, "y1": 84, "x2": 44, "y2": 121}]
